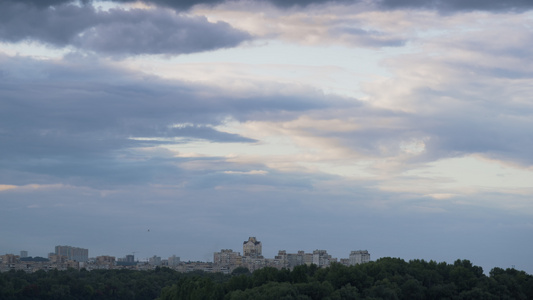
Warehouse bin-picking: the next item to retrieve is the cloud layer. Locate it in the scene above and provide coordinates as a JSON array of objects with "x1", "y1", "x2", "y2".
[
  {"x1": 16, "y1": 0, "x2": 533, "y2": 12},
  {"x1": 0, "y1": 52, "x2": 344, "y2": 188},
  {"x1": 0, "y1": 1, "x2": 251, "y2": 55},
  {"x1": 1, "y1": 0, "x2": 533, "y2": 274}
]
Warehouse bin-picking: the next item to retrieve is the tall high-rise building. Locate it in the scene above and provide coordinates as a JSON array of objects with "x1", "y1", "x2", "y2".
[
  {"x1": 149, "y1": 255, "x2": 161, "y2": 266},
  {"x1": 349, "y1": 250, "x2": 370, "y2": 265},
  {"x1": 20, "y1": 251, "x2": 28, "y2": 258},
  {"x1": 312, "y1": 250, "x2": 335, "y2": 267},
  {"x1": 168, "y1": 255, "x2": 180, "y2": 267},
  {"x1": 55, "y1": 245, "x2": 89, "y2": 262},
  {"x1": 243, "y1": 237, "x2": 262, "y2": 258}
]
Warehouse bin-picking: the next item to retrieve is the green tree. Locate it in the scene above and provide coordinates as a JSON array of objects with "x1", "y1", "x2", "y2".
[
  {"x1": 329, "y1": 283, "x2": 360, "y2": 300},
  {"x1": 231, "y1": 267, "x2": 251, "y2": 276}
]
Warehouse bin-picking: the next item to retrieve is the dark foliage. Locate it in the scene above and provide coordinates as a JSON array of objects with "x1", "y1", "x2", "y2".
[
  {"x1": 19, "y1": 257, "x2": 49, "y2": 262},
  {"x1": 0, "y1": 266, "x2": 224, "y2": 300},
  {"x1": 0, "y1": 259, "x2": 531, "y2": 300},
  {"x1": 159, "y1": 259, "x2": 533, "y2": 300}
]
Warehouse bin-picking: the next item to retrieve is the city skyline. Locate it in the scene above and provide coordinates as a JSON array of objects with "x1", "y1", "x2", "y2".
[
  {"x1": 4, "y1": 238, "x2": 371, "y2": 264},
  {"x1": 1, "y1": 0, "x2": 532, "y2": 275},
  {"x1": 2, "y1": 237, "x2": 373, "y2": 273}
]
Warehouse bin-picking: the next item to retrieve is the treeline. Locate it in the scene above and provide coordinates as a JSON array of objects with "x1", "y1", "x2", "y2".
[
  {"x1": 0, "y1": 267, "x2": 220, "y2": 299},
  {"x1": 19, "y1": 257, "x2": 49, "y2": 262},
  {"x1": 1, "y1": 258, "x2": 532, "y2": 299},
  {"x1": 159, "y1": 258, "x2": 533, "y2": 300}
]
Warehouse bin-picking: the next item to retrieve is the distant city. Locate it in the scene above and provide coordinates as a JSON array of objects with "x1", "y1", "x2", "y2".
[{"x1": 1, "y1": 237, "x2": 370, "y2": 274}]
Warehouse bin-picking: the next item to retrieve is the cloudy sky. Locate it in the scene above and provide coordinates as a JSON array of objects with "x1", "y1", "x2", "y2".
[{"x1": 1, "y1": 0, "x2": 532, "y2": 273}]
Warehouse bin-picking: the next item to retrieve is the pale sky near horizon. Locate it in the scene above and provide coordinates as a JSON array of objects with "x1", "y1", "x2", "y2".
[{"x1": 1, "y1": 0, "x2": 532, "y2": 274}]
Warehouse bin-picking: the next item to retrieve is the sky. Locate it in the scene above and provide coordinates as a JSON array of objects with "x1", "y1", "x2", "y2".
[{"x1": 1, "y1": 0, "x2": 532, "y2": 274}]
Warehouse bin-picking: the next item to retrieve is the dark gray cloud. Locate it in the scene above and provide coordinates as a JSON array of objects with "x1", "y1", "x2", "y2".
[
  {"x1": 419, "y1": 106, "x2": 533, "y2": 166},
  {"x1": 7, "y1": 0, "x2": 84, "y2": 8},
  {"x1": 0, "y1": 1, "x2": 251, "y2": 55},
  {"x1": 0, "y1": 54, "x2": 337, "y2": 186},
  {"x1": 111, "y1": 0, "x2": 353, "y2": 9},
  {"x1": 0, "y1": 2, "x2": 97, "y2": 46},
  {"x1": 12, "y1": 0, "x2": 533, "y2": 12},
  {"x1": 2, "y1": 0, "x2": 528, "y2": 56},
  {"x1": 73, "y1": 8, "x2": 252, "y2": 55},
  {"x1": 320, "y1": 98, "x2": 533, "y2": 168},
  {"x1": 377, "y1": 0, "x2": 533, "y2": 12},
  {"x1": 2, "y1": 0, "x2": 326, "y2": 10}
]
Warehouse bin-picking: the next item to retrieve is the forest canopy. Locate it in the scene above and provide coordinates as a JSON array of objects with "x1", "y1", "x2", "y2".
[{"x1": 1, "y1": 258, "x2": 532, "y2": 299}]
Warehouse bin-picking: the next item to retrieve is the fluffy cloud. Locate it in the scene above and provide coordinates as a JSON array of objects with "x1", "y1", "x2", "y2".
[
  {"x1": 360, "y1": 14, "x2": 533, "y2": 166},
  {"x1": 192, "y1": 2, "x2": 412, "y2": 48},
  {"x1": 4, "y1": 0, "x2": 530, "y2": 54},
  {"x1": 0, "y1": 1, "x2": 251, "y2": 55}
]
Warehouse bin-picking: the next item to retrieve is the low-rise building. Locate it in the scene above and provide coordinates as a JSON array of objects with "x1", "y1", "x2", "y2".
[
  {"x1": 95, "y1": 255, "x2": 116, "y2": 269},
  {"x1": 214, "y1": 249, "x2": 242, "y2": 271}
]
